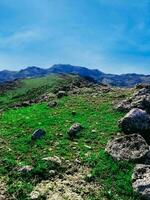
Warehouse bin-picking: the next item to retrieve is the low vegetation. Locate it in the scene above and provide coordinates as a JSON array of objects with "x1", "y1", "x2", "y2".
[{"x1": 0, "y1": 75, "x2": 140, "y2": 199}]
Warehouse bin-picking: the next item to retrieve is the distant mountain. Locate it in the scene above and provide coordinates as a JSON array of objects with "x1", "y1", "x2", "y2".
[
  {"x1": 48, "y1": 64, "x2": 104, "y2": 81},
  {"x1": 0, "y1": 64, "x2": 149, "y2": 87}
]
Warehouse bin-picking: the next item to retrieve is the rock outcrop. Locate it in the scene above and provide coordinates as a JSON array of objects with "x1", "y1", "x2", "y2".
[
  {"x1": 116, "y1": 85, "x2": 150, "y2": 113},
  {"x1": 105, "y1": 134, "x2": 149, "y2": 161}
]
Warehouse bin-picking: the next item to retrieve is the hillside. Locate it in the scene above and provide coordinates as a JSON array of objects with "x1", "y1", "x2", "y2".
[
  {"x1": 0, "y1": 74, "x2": 144, "y2": 200},
  {"x1": 0, "y1": 74, "x2": 77, "y2": 110},
  {"x1": 0, "y1": 64, "x2": 150, "y2": 87}
]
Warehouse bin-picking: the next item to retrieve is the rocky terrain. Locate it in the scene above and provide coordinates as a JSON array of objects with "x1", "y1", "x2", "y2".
[{"x1": 0, "y1": 74, "x2": 150, "y2": 199}]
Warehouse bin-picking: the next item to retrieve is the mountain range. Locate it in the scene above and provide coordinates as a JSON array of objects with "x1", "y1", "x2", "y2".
[{"x1": 0, "y1": 64, "x2": 150, "y2": 87}]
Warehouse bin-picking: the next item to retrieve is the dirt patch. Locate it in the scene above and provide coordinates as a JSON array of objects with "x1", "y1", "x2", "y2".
[{"x1": 30, "y1": 163, "x2": 100, "y2": 200}]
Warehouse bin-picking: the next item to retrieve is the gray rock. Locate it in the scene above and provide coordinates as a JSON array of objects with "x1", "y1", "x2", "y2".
[
  {"x1": 68, "y1": 123, "x2": 83, "y2": 138},
  {"x1": 116, "y1": 85, "x2": 150, "y2": 113},
  {"x1": 118, "y1": 108, "x2": 150, "y2": 138},
  {"x1": 48, "y1": 101, "x2": 57, "y2": 108},
  {"x1": 42, "y1": 156, "x2": 62, "y2": 166},
  {"x1": 17, "y1": 165, "x2": 33, "y2": 173},
  {"x1": 57, "y1": 91, "x2": 67, "y2": 98},
  {"x1": 31, "y1": 129, "x2": 46, "y2": 140},
  {"x1": 48, "y1": 170, "x2": 56, "y2": 176},
  {"x1": 22, "y1": 101, "x2": 31, "y2": 107},
  {"x1": 105, "y1": 134, "x2": 149, "y2": 161},
  {"x1": 132, "y1": 164, "x2": 150, "y2": 199},
  {"x1": 116, "y1": 100, "x2": 132, "y2": 112}
]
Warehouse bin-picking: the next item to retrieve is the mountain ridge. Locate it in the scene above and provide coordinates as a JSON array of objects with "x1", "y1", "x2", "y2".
[{"x1": 0, "y1": 64, "x2": 150, "y2": 87}]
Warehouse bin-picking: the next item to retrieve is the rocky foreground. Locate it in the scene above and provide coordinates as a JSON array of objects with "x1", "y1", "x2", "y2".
[
  {"x1": 1, "y1": 76, "x2": 150, "y2": 199},
  {"x1": 106, "y1": 84, "x2": 150, "y2": 199}
]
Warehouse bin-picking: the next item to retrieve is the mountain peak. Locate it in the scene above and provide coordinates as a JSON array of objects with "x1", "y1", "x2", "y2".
[{"x1": 0, "y1": 64, "x2": 149, "y2": 87}]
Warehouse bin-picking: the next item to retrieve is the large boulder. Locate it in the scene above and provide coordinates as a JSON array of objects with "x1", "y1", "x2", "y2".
[
  {"x1": 118, "y1": 108, "x2": 150, "y2": 139},
  {"x1": 105, "y1": 134, "x2": 149, "y2": 161},
  {"x1": 132, "y1": 164, "x2": 150, "y2": 199}
]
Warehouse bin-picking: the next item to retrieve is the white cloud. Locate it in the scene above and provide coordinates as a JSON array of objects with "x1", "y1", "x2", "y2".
[{"x1": 0, "y1": 28, "x2": 43, "y2": 49}]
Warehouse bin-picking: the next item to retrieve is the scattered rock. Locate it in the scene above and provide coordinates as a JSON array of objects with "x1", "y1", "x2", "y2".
[
  {"x1": 57, "y1": 91, "x2": 67, "y2": 98},
  {"x1": 105, "y1": 134, "x2": 149, "y2": 161},
  {"x1": 118, "y1": 108, "x2": 150, "y2": 139},
  {"x1": 17, "y1": 165, "x2": 33, "y2": 173},
  {"x1": 31, "y1": 129, "x2": 46, "y2": 140},
  {"x1": 116, "y1": 84, "x2": 150, "y2": 113},
  {"x1": 132, "y1": 164, "x2": 150, "y2": 199},
  {"x1": 48, "y1": 101, "x2": 57, "y2": 108},
  {"x1": 68, "y1": 123, "x2": 83, "y2": 138}
]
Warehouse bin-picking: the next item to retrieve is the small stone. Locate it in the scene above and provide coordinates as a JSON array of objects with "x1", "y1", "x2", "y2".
[
  {"x1": 91, "y1": 129, "x2": 96, "y2": 133},
  {"x1": 85, "y1": 174, "x2": 93, "y2": 182},
  {"x1": 48, "y1": 101, "x2": 57, "y2": 108},
  {"x1": 42, "y1": 156, "x2": 62, "y2": 166},
  {"x1": 75, "y1": 159, "x2": 81, "y2": 164},
  {"x1": 68, "y1": 123, "x2": 83, "y2": 138},
  {"x1": 31, "y1": 129, "x2": 46, "y2": 140},
  {"x1": 17, "y1": 165, "x2": 33, "y2": 173},
  {"x1": 22, "y1": 101, "x2": 31, "y2": 107},
  {"x1": 48, "y1": 170, "x2": 56, "y2": 176},
  {"x1": 57, "y1": 91, "x2": 67, "y2": 98}
]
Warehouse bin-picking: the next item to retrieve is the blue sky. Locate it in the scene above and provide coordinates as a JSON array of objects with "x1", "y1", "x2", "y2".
[{"x1": 0, "y1": 0, "x2": 150, "y2": 74}]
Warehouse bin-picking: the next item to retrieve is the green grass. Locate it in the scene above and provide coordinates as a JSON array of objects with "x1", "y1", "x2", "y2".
[
  {"x1": 0, "y1": 74, "x2": 74, "y2": 109},
  {"x1": 0, "y1": 75, "x2": 138, "y2": 199},
  {"x1": 0, "y1": 86, "x2": 139, "y2": 199}
]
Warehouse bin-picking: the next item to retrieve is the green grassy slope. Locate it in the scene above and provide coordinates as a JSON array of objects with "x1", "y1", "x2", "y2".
[
  {"x1": 0, "y1": 74, "x2": 74, "y2": 109},
  {"x1": 0, "y1": 76, "x2": 139, "y2": 200}
]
